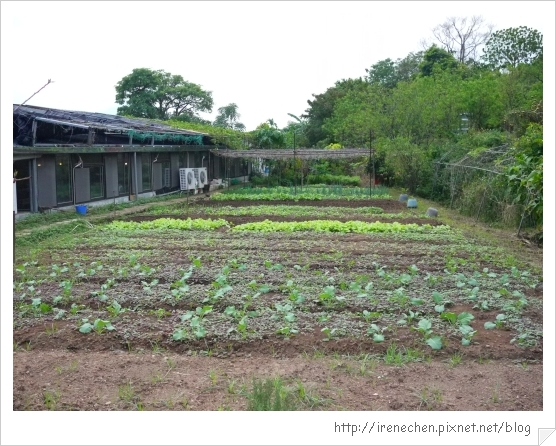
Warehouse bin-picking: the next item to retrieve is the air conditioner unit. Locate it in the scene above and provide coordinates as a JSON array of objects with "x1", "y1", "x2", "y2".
[
  {"x1": 179, "y1": 168, "x2": 197, "y2": 191},
  {"x1": 192, "y1": 167, "x2": 207, "y2": 189},
  {"x1": 197, "y1": 167, "x2": 208, "y2": 188}
]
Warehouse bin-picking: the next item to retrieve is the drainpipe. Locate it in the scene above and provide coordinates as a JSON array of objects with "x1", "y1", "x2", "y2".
[
  {"x1": 72, "y1": 156, "x2": 83, "y2": 205},
  {"x1": 31, "y1": 158, "x2": 38, "y2": 213}
]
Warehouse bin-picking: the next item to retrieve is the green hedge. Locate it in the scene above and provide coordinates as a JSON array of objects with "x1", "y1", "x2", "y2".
[{"x1": 306, "y1": 174, "x2": 360, "y2": 187}]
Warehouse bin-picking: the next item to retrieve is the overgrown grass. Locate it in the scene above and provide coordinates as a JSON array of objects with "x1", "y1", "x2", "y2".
[{"x1": 246, "y1": 377, "x2": 298, "y2": 411}]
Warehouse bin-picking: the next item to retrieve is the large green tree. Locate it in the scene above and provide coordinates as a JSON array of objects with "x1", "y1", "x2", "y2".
[
  {"x1": 251, "y1": 119, "x2": 285, "y2": 149},
  {"x1": 482, "y1": 26, "x2": 543, "y2": 69},
  {"x1": 419, "y1": 45, "x2": 460, "y2": 77},
  {"x1": 115, "y1": 68, "x2": 213, "y2": 120},
  {"x1": 213, "y1": 103, "x2": 245, "y2": 131},
  {"x1": 303, "y1": 78, "x2": 368, "y2": 147}
]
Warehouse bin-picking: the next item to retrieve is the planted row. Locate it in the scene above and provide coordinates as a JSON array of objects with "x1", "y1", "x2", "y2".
[
  {"x1": 232, "y1": 220, "x2": 452, "y2": 234},
  {"x1": 149, "y1": 204, "x2": 388, "y2": 218},
  {"x1": 104, "y1": 218, "x2": 228, "y2": 231},
  {"x1": 103, "y1": 218, "x2": 451, "y2": 234}
]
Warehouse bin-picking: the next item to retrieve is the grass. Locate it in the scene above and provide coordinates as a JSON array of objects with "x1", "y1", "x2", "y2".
[
  {"x1": 246, "y1": 377, "x2": 298, "y2": 411},
  {"x1": 448, "y1": 352, "x2": 462, "y2": 368},
  {"x1": 415, "y1": 386, "x2": 443, "y2": 410},
  {"x1": 384, "y1": 344, "x2": 423, "y2": 366},
  {"x1": 43, "y1": 390, "x2": 60, "y2": 410}
]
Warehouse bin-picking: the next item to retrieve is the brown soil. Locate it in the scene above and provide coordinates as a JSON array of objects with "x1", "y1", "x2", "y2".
[{"x1": 13, "y1": 350, "x2": 541, "y2": 411}]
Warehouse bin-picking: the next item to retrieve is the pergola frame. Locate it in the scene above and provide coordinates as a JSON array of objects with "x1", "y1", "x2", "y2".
[{"x1": 209, "y1": 148, "x2": 373, "y2": 160}]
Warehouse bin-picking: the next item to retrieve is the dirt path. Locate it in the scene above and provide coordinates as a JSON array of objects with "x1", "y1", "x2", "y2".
[{"x1": 13, "y1": 350, "x2": 541, "y2": 411}]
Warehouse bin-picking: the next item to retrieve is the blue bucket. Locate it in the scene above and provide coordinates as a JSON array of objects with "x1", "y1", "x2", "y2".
[
  {"x1": 407, "y1": 198, "x2": 418, "y2": 208},
  {"x1": 75, "y1": 205, "x2": 88, "y2": 215}
]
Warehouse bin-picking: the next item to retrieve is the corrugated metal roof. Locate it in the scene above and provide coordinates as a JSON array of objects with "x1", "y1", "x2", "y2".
[{"x1": 13, "y1": 104, "x2": 207, "y2": 136}]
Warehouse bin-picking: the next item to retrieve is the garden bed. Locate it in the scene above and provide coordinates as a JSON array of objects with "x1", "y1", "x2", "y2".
[{"x1": 13, "y1": 193, "x2": 543, "y2": 411}]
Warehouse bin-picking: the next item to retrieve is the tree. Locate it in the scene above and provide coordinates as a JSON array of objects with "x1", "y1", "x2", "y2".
[
  {"x1": 303, "y1": 78, "x2": 368, "y2": 147},
  {"x1": 365, "y1": 53, "x2": 423, "y2": 88},
  {"x1": 482, "y1": 26, "x2": 543, "y2": 69},
  {"x1": 251, "y1": 119, "x2": 285, "y2": 149},
  {"x1": 115, "y1": 68, "x2": 213, "y2": 120},
  {"x1": 213, "y1": 103, "x2": 245, "y2": 131},
  {"x1": 419, "y1": 45, "x2": 459, "y2": 77},
  {"x1": 365, "y1": 59, "x2": 397, "y2": 88},
  {"x1": 432, "y1": 16, "x2": 493, "y2": 63},
  {"x1": 395, "y1": 51, "x2": 423, "y2": 83}
]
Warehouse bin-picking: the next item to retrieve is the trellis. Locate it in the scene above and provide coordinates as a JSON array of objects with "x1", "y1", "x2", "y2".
[
  {"x1": 209, "y1": 148, "x2": 373, "y2": 160},
  {"x1": 209, "y1": 147, "x2": 376, "y2": 196}
]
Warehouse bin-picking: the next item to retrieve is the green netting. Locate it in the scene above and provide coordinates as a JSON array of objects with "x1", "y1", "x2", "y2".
[{"x1": 127, "y1": 130, "x2": 203, "y2": 145}]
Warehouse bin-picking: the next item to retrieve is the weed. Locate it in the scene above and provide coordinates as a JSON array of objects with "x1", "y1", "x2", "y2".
[
  {"x1": 166, "y1": 357, "x2": 177, "y2": 370},
  {"x1": 448, "y1": 353, "x2": 462, "y2": 367},
  {"x1": 118, "y1": 381, "x2": 138, "y2": 404},
  {"x1": 43, "y1": 390, "x2": 60, "y2": 410},
  {"x1": 151, "y1": 373, "x2": 164, "y2": 384},
  {"x1": 246, "y1": 377, "x2": 297, "y2": 411},
  {"x1": 491, "y1": 383, "x2": 501, "y2": 403},
  {"x1": 150, "y1": 340, "x2": 165, "y2": 354},
  {"x1": 209, "y1": 369, "x2": 218, "y2": 386},
  {"x1": 45, "y1": 323, "x2": 58, "y2": 336},
  {"x1": 227, "y1": 379, "x2": 238, "y2": 395},
  {"x1": 312, "y1": 348, "x2": 325, "y2": 359},
  {"x1": 415, "y1": 386, "x2": 443, "y2": 410},
  {"x1": 384, "y1": 344, "x2": 423, "y2": 365}
]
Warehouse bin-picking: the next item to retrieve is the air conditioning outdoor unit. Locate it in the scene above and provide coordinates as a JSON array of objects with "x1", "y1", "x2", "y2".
[
  {"x1": 192, "y1": 167, "x2": 207, "y2": 189},
  {"x1": 179, "y1": 168, "x2": 197, "y2": 191},
  {"x1": 197, "y1": 167, "x2": 208, "y2": 188}
]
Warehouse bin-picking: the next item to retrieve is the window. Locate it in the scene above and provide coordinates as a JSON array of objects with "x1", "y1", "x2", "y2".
[
  {"x1": 89, "y1": 165, "x2": 104, "y2": 199},
  {"x1": 55, "y1": 155, "x2": 72, "y2": 204},
  {"x1": 117, "y1": 153, "x2": 130, "y2": 195},
  {"x1": 81, "y1": 154, "x2": 104, "y2": 199},
  {"x1": 142, "y1": 154, "x2": 151, "y2": 191}
]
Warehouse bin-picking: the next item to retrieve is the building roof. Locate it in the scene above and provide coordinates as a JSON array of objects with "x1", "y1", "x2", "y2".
[{"x1": 13, "y1": 104, "x2": 206, "y2": 136}]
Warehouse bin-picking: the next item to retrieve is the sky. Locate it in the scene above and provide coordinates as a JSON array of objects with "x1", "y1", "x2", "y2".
[
  {"x1": 2, "y1": 1, "x2": 554, "y2": 131},
  {"x1": 1, "y1": 2, "x2": 555, "y2": 445}
]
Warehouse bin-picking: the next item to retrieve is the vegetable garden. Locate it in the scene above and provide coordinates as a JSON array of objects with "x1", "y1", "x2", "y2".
[{"x1": 13, "y1": 187, "x2": 543, "y2": 411}]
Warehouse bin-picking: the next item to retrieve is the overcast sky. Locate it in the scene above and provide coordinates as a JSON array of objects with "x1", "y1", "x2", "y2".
[{"x1": 2, "y1": 1, "x2": 554, "y2": 131}]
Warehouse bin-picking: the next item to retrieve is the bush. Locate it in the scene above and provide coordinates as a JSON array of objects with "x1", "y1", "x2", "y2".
[{"x1": 306, "y1": 174, "x2": 360, "y2": 187}]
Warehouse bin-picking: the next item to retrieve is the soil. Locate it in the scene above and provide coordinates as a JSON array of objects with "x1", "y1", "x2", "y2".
[
  {"x1": 13, "y1": 350, "x2": 541, "y2": 411},
  {"x1": 12, "y1": 194, "x2": 543, "y2": 413}
]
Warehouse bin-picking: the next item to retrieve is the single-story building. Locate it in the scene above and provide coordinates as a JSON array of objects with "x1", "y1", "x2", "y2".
[{"x1": 13, "y1": 105, "x2": 251, "y2": 214}]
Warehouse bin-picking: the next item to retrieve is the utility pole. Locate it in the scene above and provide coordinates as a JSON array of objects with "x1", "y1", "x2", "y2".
[
  {"x1": 369, "y1": 129, "x2": 373, "y2": 199},
  {"x1": 293, "y1": 132, "x2": 297, "y2": 196}
]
